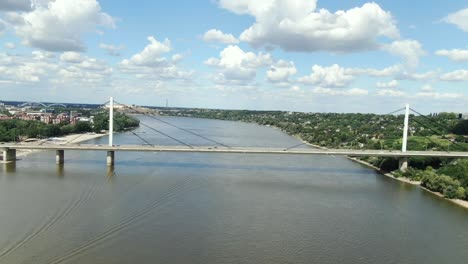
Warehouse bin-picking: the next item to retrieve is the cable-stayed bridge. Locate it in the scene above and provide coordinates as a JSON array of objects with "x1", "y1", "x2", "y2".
[{"x1": 2, "y1": 97, "x2": 467, "y2": 171}]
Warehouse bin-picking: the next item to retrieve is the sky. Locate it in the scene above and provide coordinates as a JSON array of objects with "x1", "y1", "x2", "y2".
[{"x1": 0, "y1": 0, "x2": 467, "y2": 113}]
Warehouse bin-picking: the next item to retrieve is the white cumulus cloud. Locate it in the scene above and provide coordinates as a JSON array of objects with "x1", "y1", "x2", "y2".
[
  {"x1": 202, "y1": 29, "x2": 239, "y2": 44},
  {"x1": 266, "y1": 60, "x2": 297, "y2": 83},
  {"x1": 219, "y1": 0, "x2": 399, "y2": 52},
  {"x1": 435, "y1": 49, "x2": 468, "y2": 62},
  {"x1": 312, "y1": 87, "x2": 368, "y2": 96},
  {"x1": 60, "y1": 52, "x2": 84, "y2": 63},
  {"x1": 120, "y1": 36, "x2": 193, "y2": 81},
  {"x1": 381, "y1": 39, "x2": 425, "y2": 68},
  {"x1": 205, "y1": 45, "x2": 272, "y2": 85},
  {"x1": 11, "y1": 0, "x2": 115, "y2": 52},
  {"x1": 376, "y1": 80, "x2": 398, "y2": 88},
  {"x1": 298, "y1": 64, "x2": 354, "y2": 87},
  {"x1": 440, "y1": 69, "x2": 468, "y2": 81},
  {"x1": 443, "y1": 8, "x2": 468, "y2": 32}
]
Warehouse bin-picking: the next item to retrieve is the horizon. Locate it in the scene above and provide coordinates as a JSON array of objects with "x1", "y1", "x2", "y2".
[
  {"x1": 1, "y1": 98, "x2": 464, "y2": 116},
  {"x1": 1, "y1": 0, "x2": 467, "y2": 113}
]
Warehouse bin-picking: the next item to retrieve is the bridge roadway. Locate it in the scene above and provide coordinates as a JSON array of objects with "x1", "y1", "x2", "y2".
[{"x1": 2, "y1": 144, "x2": 468, "y2": 158}]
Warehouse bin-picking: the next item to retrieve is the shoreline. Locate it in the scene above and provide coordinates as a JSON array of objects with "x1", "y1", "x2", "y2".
[
  {"x1": 265, "y1": 122, "x2": 468, "y2": 210},
  {"x1": 348, "y1": 156, "x2": 468, "y2": 210},
  {"x1": 2, "y1": 133, "x2": 107, "y2": 161}
]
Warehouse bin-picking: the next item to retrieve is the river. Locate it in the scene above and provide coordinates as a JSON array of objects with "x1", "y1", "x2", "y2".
[{"x1": 1, "y1": 116, "x2": 467, "y2": 264}]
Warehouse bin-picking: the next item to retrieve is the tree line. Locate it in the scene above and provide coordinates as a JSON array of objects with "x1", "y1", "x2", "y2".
[{"x1": 0, "y1": 112, "x2": 139, "y2": 142}]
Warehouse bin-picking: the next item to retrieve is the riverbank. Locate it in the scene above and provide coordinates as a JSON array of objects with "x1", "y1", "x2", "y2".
[
  {"x1": 347, "y1": 157, "x2": 468, "y2": 210},
  {"x1": 269, "y1": 122, "x2": 468, "y2": 210},
  {"x1": 3, "y1": 133, "x2": 107, "y2": 160}
]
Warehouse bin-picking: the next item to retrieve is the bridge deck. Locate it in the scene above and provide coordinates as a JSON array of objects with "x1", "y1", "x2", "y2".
[{"x1": 2, "y1": 144, "x2": 468, "y2": 158}]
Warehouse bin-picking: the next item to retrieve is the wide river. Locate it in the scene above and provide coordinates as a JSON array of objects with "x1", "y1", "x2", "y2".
[{"x1": 1, "y1": 116, "x2": 467, "y2": 264}]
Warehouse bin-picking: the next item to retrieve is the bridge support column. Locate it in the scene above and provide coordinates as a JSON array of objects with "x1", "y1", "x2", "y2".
[
  {"x1": 107, "y1": 151, "x2": 115, "y2": 166},
  {"x1": 56, "y1": 150, "x2": 64, "y2": 164},
  {"x1": 2, "y1": 149, "x2": 16, "y2": 162},
  {"x1": 399, "y1": 157, "x2": 408, "y2": 172}
]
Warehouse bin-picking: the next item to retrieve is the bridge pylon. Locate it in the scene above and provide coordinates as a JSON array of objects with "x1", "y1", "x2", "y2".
[
  {"x1": 399, "y1": 104, "x2": 410, "y2": 171},
  {"x1": 107, "y1": 96, "x2": 115, "y2": 166}
]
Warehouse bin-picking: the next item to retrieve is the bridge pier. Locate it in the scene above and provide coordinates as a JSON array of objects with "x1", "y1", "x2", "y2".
[
  {"x1": 2, "y1": 148, "x2": 16, "y2": 162},
  {"x1": 399, "y1": 157, "x2": 408, "y2": 171},
  {"x1": 56, "y1": 150, "x2": 64, "y2": 164},
  {"x1": 107, "y1": 151, "x2": 115, "y2": 166}
]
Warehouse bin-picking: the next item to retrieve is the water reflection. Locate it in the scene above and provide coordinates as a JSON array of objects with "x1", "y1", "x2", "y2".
[
  {"x1": 56, "y1": 163, "x2": 65, "y2": 177},
  {"x1": 106, "y1": 165, "x2": 115, "y2": 180},
  {"x1": 2, "y1": 162, "x2": 16, "y2": 174}
]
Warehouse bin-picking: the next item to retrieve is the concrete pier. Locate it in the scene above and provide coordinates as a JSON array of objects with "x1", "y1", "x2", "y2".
[
  {"x1": 56, "y1": 150, "x2": 64, "y2": 164},
  {"x1": 2, "y1": 148, "x2": 16, "y2": 162},
  {"x1": 107, "y1": 151, "x2": 115, "y2": 166},
  {"x1": 399, "y1": 157, "x2": 408, "y2": 171}
]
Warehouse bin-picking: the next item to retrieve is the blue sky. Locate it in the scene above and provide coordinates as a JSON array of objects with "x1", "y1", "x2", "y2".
[{"x1": 0, "y1": 0, "x2": 467, "y2": 113}]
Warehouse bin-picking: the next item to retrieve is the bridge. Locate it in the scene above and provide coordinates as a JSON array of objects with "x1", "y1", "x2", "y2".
[
  {"x1": 18, "y1": 101, "x2": 68, "y2": 108},
  {"x1": 2, "y1": 97, "x2": 467, "y2": 171}
]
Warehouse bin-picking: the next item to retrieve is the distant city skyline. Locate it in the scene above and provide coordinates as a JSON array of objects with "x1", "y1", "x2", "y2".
[{"x1": 0, "y1": 0, "x2": 467, "y2": 113}]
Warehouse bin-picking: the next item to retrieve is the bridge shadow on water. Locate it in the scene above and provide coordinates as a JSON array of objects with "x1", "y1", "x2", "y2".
[{"x1": 34, "y1": 158, "x2": 376, "y2": 175}]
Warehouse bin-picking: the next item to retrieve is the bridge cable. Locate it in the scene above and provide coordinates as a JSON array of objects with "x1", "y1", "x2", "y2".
[
  {"x1": 115, "y1": 101, "x2": 231, "y2": 148},
  {"x1": 344, "y1": 107, "x2": 407, "y2": 150},
  {"x1": 138, "y1": 121, "x2": 193, "y2": 148},
  {"x1": 384, "y1": 107, "x2": 406, "y2": 116},
  {"x1": 410, "y1": 117, "x2": 467, "y2": 151},
  {"x1": 130, "y1": 131, "x2": 154, "y2": 147},
  {"x1": 410, "y1": 108, "x2": 453, "y2": 133},
  {"x1": 281, "y1": 107, "x2": 407, "y2": 151},
  {"x1": 99, "y1": 100, "x2": 193, "y2": 148},
  {"x1": 283, "y1": 142, "x2": 307, "y2": 151}
]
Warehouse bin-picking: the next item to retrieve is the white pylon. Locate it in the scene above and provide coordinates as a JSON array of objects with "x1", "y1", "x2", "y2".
[
  {"x1": 109, "y1": 96, "x2": 114, "y2": 147},
  {"x1": 402, "y1": 104, "x2": 410, "y2": 152}
]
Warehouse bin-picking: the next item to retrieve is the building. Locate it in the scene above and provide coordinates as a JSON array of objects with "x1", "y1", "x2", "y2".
[
  {"x1": 459, "y1": 113, "x2": 468, "y2": 120},
  {"x1": 0, "y1": 114, "x2": 11, "y2": 120}
]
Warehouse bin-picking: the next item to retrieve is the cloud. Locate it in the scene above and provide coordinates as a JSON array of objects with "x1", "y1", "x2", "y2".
[
  {"x1": 346, "y1": 65, "x2": 402, "y2": 77},
  {"x1": 122, "y1": 36, "x2": 171, "y2": 67},
  {"x1": 312, "y1": 87, "x2": 368, "y2": 96},
  {"x1": 56, "y1": 56, "x2": 113, "y2": 85},
  {"x1": 440, "y1": 69, "x2": 468, "y2": 81},
  {"x1": 421, "y1": 85, "x2": 433, "y2": 92},
  {"x1": 120, "y1": 36, "x2": 193, "y2": 81},
  {"x1": 0, "y1": 0, "x2": 32, "y2": 11},
  {"x1": 443, "y1": 8, "x2": 468, "y2": 32},
  {"x1": 0, "y1": 19, "x2": 5, "y2": 34},
  {"x1": 376, "y1": 80, "x2": 398, "y2": 88},
  {"x1": 100, "y1": 43, "x2": 124, "y2": 56},
  {"x1": 205, "y1": 45, "x2": 272, "y2": 85},
  {"x1": 219, "y1": 0, "x2": 399, "y2": 52},
  {"x1": 416, "y1": 91, "x2": 463, "y2": 99},
  {"x1": 435, "y1": 49, "x2": 468, "y2": 62},
  {"x1": 266, "y1": 60, "x2": 297, "y2": 84},
  {"x1": 11, "y1": 0, "x2": 115, "y2": 52},
  {"x1": 396, "y1": 70, "x2": 438, "y2": 81},
  {"x1": 0, "y1": 51, "x2": 61, "y2": 83},
  {"x1": 377, "y1": 89, "x2": 405, "y2": 97},
  {"x1": 60, "y1": 52, "x2": 84, "y2": 63},
  {"x1": 381, "y1": 39, "x2": 425, "y2": 68},
  {"x1": 202, "y1": 29, "x2": 239, "y2": 44},
  {"x1": 4, "y1": 42, "x2": 16, "y2": 49},
  {"x1": 298, "y1": 64, "x2": 354, "y2": 87}
]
